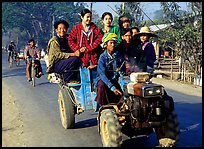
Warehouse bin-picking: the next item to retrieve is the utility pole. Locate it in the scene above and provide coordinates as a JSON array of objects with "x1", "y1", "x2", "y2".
[
  {"x1": 90, "y1": 2, "x2": 93, "y2": 11},
  {"x1": 122, "y1": 2, "x2": 125, "y2": 14},
  {"x1": 52, "y1": 15, "x2": 55, "y2": 37}
]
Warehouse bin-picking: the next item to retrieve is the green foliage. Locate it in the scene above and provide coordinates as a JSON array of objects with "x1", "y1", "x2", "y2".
[
  {"x1": 115, "y1": 2, "x2": 144, "y2": 27},
  {"x1": 2, "y1": 2, "x2": 87, "y2": 49},
  {"x1": 159, "y1": 2, "x2": 202, "y2": 75}
]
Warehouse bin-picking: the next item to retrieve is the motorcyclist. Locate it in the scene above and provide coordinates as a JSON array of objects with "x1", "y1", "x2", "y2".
[{"x1": 24, "y1": 39, "x2": 43, "y2": 82}]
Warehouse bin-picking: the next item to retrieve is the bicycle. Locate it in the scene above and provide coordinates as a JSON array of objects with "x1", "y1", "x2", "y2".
[
  {"x1": 8, "y1": 51, "x2": 14, "y2": 68},
  {"x1": 8, "y1": 51, "x2": 19, "y2": 68},
  {"x1": 27, "y1": 56, "x2": 40, "y2": 87}
]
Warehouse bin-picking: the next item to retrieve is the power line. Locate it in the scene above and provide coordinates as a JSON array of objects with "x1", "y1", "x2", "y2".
[
  {"x1": 108, "y1": 3, "x2": 162, "y2": 31},
  {"x1": 138, "y1": 6, "x2": 161, "y2": 31},
  {"x1": 107, "y1": 4, "x2": 120, "y2": 15}
]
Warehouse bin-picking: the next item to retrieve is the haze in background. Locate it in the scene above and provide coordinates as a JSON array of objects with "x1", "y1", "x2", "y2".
[{"x1": 85, "y1": 2, "x2": 189, "y2": 20}]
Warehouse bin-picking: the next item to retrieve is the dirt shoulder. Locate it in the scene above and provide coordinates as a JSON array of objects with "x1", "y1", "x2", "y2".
[
  {"x1": 2, "y1": 81, "x2": 27, "y2": 147},
  {"x1": 151, "y1": 77, "x2": 202, "y2": 97}
]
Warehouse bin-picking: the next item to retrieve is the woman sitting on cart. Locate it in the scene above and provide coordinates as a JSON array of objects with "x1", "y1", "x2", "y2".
[{"x1": 68, "y1": 8, "x2": 103, "y2": 70}]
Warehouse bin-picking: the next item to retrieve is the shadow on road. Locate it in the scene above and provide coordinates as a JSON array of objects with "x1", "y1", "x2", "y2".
[
  {"x1": 2, "y1": 67, "x2": 26, "y2": 78},
  {"x1": 74, "y1": 118, "x2": 97, "y2": 129},
  {"x1": 121, "y1": 133, "x2": 159, "y2": 147},
  {"x1": 36, "y1": 81, "x2": 50, "y2": 86}
]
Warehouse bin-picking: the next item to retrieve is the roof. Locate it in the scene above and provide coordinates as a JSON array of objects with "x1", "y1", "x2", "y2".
[{"x1": 149, "y1": 23, "x2": 175, "y2": 32}]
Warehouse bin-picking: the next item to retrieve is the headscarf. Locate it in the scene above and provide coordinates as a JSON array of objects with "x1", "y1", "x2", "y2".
[{"x1": 101, "y1": 32, "x2": 118, "y2": 48}]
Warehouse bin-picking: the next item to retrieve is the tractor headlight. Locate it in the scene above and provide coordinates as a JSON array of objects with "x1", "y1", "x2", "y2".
[
  {"x1": 127, "y1": 81, "x2": 164, "y2": 98},
  {"x1": 143, "y1": 86, "x2": 164, "y2": 98}
]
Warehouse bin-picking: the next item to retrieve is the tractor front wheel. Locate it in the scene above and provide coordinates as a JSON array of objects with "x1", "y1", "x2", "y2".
[{"x1": 99, "y1": 109, "x2": 122, "y2": 147}]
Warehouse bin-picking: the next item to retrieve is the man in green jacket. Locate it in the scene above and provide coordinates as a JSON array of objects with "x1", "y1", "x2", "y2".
[{"x1": 46, "y1": 20, "x2": 83, "y2": 83}]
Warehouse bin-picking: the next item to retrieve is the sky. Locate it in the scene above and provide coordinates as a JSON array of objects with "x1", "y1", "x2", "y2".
[{"x1": 85, "y1": 2, "x2": 189, "y2": 20}]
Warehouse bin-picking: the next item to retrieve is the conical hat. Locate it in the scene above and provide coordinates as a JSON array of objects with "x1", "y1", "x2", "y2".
[{"x1": 137, "y1": 26, "x2": 157, "y2": 37}]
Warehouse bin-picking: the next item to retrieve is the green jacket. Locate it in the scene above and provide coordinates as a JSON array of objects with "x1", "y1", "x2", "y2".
[
  {"x1": 46, "y1": 36, "x2": 70, "y2": 73},
  {"x1": 101, "y1": 25, "x2": 122, "y2": 46}
]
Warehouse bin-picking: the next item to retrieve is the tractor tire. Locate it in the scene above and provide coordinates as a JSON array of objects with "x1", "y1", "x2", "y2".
[
  {"x1": 58, "y1": 87, "x2": 75, "y2": 129},
  {"x1": 155, "y1": 110, "x2": 180, "y2": 147},
  {"x1": 99, "y1": 109, "x2": 122, "y2": 147}
]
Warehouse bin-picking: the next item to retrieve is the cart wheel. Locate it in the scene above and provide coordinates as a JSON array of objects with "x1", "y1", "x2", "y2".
[{"x1": 58, "y1": 86, "x2": 75, "y2": 129}]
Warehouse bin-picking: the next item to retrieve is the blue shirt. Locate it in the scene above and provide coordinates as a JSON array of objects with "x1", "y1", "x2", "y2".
[{"x1": 96, "y1": 50, "x2": 123, "y2": 90}]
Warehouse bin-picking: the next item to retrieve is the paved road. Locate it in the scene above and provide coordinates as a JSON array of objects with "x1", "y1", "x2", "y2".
[{"x1": 2, "y1": 52, "x2": 202, "y2": 147}]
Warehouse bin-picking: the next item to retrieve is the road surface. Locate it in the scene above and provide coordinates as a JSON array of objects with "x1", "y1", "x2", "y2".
[{"x1": 2, "y1": 52, "x2": 202, "y2": 147}]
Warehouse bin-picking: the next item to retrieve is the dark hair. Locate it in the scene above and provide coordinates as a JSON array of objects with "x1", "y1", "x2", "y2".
[
  {"x1": 28, "y1": 39, "x2": 35, "y2": 43},
  {"x1": 81, "y1": 8, "x2": 92, "y2": 17},
  {"x1": 118, "y1": 15, "x2": 131, "y2": 29},
  {"x1": 54, "y1": 20, "x2": 69, "y2": 30},
  {"x1": 101, "y1": 12, "x2": 113, "y2": 20},
  {"x1": 131, "y1": 26, "x2": 139, "y2": 33},
  {"x1": 120, "y1": 28, "x2": 132, "y2": 36}
]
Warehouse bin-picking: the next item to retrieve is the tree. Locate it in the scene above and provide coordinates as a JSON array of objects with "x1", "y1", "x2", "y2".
[
  {"x1": 159, "y1": 2, "x2": 202, "y2": 75},
  {"x1": 115, "y1": 2, "x2": 144, "y2": 27},
  {"x1": 2, "y1": 2, "x2": 87, "y2": 49}
]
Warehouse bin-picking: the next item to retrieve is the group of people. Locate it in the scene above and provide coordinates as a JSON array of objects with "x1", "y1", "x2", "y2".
[
  {"x1": 45, "y1": 8, "x2": 158, "y2": 107},
  {"x1": 19, "y1": 8, "x2": 157, "y2": 107}
]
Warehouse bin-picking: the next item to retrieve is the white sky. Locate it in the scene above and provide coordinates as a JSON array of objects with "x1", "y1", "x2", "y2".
[{"x1": 85, "y1": 2, "x2": 189, "y2": 20}]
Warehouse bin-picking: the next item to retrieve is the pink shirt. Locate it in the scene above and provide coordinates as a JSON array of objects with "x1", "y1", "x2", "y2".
[{"x1": 24, "y1": 45, "x2": 41, "y2": 59}]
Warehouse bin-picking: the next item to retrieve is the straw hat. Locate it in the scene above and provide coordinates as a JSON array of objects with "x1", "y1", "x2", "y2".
[{"x1": 137, "y1": 26, "x2": 157, "y2": 37}]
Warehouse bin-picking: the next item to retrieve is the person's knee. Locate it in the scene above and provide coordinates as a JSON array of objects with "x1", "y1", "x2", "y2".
[
  {"x1": 97, "y1": 80, "x2": 106, "y2": 89},
  {"x1": 70, "y1": 56, "x2": 81, "y2": 63}
]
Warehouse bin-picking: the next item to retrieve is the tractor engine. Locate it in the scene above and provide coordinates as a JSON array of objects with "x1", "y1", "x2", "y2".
[{"x1": 124, "y1": 72, "x2": 166, "y2": 129}]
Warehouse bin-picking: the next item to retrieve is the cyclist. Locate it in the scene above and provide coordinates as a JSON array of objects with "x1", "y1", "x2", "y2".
[
  {"x1": 7, "y1": 41, "x2": 17, "y2": 62},
  {"x1": 24, "y1": 39, "x2": 43, "y2": 82}
]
